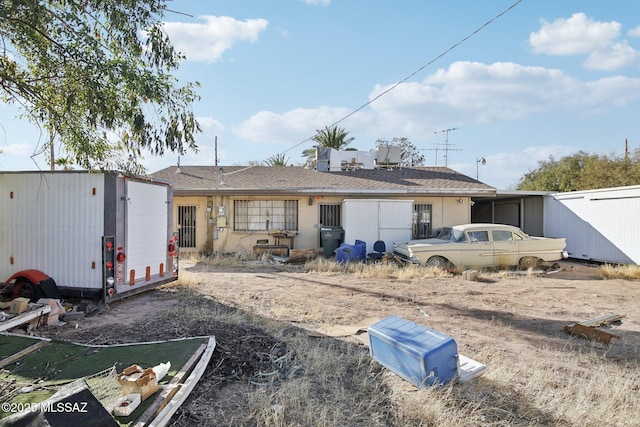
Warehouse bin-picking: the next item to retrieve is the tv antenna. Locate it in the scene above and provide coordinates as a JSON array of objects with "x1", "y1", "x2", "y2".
[{"x1": 434, "y1": 128, "x2": 461, "y2": 166}]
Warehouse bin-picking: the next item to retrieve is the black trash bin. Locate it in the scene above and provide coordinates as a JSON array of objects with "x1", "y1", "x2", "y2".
[{"x1": 320, "y1": 226, "x2": 344, "y2": 257}]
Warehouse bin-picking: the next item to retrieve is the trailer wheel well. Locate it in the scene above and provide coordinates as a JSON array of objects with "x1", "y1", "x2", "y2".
[{"x1": 12, "y1": 277, "x2": 43, "y2": 302}]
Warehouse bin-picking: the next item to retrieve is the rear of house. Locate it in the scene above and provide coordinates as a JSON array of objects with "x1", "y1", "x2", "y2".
[{"x1": 150, "y1": 165, "x2": 496, "y2": 257}]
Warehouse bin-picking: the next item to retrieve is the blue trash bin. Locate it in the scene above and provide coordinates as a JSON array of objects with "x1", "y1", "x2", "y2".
[{"x1": 335, "y1": 243, "x2": 356, "y2": 262}]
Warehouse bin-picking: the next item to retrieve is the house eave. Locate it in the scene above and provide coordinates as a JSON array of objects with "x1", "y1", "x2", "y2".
[{"x1": 172, "y1": 187, "x2": 497, "y2": 198}]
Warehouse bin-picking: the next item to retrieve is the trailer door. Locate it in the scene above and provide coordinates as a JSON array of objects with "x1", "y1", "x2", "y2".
[{"x1": 121, "y1": 179, "x2": 170, "y2": 291}]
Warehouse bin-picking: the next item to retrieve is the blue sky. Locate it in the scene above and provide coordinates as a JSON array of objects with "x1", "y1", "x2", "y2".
[{"x1": 1, "y1": 0, "x2": 640, "y2": 189}]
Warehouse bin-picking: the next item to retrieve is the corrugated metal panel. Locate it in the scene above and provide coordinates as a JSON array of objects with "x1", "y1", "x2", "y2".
[
  {"x1": 523, "y1": 197, "x2": 543, "y2": 237},
  {"x1": 545, "y1": 186, "x2": 640, "y2": 264},
  {"x1": 494, "y1": 201, "x2": 520, "y2": 227},
  {"x1": 124, "y1": 180, "x2": 169, "y2": 290},
  {"x1": 0, "y1": 172, "x2": 104, "y2": 288},
  {"x1": 584, "y1": 189, "x2": 640, "y2": 263}
]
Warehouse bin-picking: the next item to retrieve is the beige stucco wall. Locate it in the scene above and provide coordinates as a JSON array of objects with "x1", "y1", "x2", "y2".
[{"x1": 172, "y1": 194, "x2": 471, "y2": 255}]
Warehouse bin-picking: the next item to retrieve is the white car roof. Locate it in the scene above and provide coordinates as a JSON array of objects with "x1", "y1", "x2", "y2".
[{"x1": 451, "y1": 223, "x2": 522, "y2": 232}]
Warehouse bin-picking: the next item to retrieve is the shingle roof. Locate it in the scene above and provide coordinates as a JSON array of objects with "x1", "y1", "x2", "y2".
[{"x1": 150, "y1": 165, "x2": 496, "y2": 197}]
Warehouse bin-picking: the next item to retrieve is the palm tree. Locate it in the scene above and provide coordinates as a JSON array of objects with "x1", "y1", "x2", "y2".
[
  {"x1": 302, "y1": 125, "x2": 355, "y2": 167},
  {"x1": 264, "y1": 153, "x2": 290, "y2": 166},
  {"x1": 312, "y1": 125, "x2": 354, "y2": 149}
]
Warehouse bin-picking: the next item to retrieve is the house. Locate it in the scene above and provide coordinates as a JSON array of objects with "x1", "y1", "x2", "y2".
[{"x1": 149, "y1": 165, "x2": 496, "y2": 256}]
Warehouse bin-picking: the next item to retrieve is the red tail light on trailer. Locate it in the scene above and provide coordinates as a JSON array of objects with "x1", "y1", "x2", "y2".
[
  {"x1": 103, "y1": 236, "x2": 116, "y2": 300},
  {"x1": 171, "y1": 232, "x2": 179, "y2": 277}
]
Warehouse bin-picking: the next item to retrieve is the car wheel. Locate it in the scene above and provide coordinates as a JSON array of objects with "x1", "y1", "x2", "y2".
[
  {"x1": 519, "y1": 256, "x2": 538, "y2": 270},
  {"x1": 426, "y1": 256, "x2": 449, "y2": 269}
]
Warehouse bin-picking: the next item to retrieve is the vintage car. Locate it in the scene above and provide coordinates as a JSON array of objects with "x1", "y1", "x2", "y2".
[{"x1": 393, "y1": 223, "x2": 568, "y2": 271}]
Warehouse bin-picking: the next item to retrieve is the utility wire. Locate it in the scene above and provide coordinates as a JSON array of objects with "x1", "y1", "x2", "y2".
[{"x1": 280, "y1": 0, "x2": 524, "y2": 155}]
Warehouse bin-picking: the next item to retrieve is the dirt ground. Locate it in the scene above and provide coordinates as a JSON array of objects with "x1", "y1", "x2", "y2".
[{"x1": 37, "y1": 259, "x2": 640, "y2": 425}]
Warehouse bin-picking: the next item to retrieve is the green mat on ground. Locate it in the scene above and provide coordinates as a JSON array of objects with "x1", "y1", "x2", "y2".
[{"x1": 0, "y1": 334, "x2": 209, "y2": 424}]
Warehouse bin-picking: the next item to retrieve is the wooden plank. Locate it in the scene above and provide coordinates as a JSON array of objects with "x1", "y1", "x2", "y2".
[
  {"x1": 287, "y1": 248, "x2": 318, "y2": 263},
  {"x1": 272, "y1": 248, "x2": 318, "y2": 264},
  {"x1": 577, "y1": 313, "x2": 625, "y2": 327},
  {"x1": 148, "y1": 337, "x2": 216, "y2": 427},
  {"x1": 563, "y1": 323, "x2": 620, "y2": 344},
  {"x1": 0, "y1": 305, "x2": 51, "y2": 332},
  {"x1": 0, "y1": 340, "x2": 49, "y2": 369},
  {"x1": 132, "y1": 340, "x2": 209, "y2": 427}
]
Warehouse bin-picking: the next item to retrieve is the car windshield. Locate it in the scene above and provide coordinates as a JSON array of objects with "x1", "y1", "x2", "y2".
[{"x1": 436, "y1": 227, "x2": 467, "y2": 243}]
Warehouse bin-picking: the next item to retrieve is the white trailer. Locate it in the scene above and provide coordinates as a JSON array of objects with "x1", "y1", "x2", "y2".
[
  {"x1": 342, "y1": 199, "x2": 413, "y2": 254},
  {"x1": 544, "y1": 185, "x2": 640, "y2": 264},
  {"x1": 0, "y1": 171, "x2": 178, "y2": 302}
]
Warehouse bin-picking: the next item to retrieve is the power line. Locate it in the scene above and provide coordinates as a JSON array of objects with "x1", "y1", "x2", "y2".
[{"x1": 280, "y1": 0, "x2": 524, "y2": 155}]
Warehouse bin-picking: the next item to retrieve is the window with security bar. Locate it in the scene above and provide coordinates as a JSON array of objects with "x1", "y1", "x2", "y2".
[
  {"x1": 412, "y1": 203, "x2": 432, "y2": 239},
  {"x1": 319, "y1": 203, "x2": 341, "y2": 227},
  {"x1": 234, "y1": 200, "x2": 299, "y2": 231},
  {"x1": 178, "y1": 205, "x2": 197, "y2": 248}
]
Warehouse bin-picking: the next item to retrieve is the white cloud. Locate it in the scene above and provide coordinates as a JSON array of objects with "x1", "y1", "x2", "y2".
[
  {"x1": 302, "y1": 0, "x2": 331, "y2": 6},
  {"x1": 628, "y1": 25, "x2": 640, "y2": 38},
  {"x1": 234, "y1": 106, "x2": 355, "y2": 143},
  {"x1": 371, "y1": 61, "x2": 640, "y2": 125},
  {"x1": 196, "y1": 116, "x2": 225, "y2": 132},
  {"x1": 529, "y1": 13, "x2": 640, "y2": 71},
  {"x1": 229, "y1": 60, "x2": 640, "y2": 158},
  {"x1": 583, "y1": 41, "x2": 640, "y2": 70},
  {"x1": 0, "y1": 143, "x2": 31, "y2": 156},
  {"x1": 529, "y1": 13, "x2": 620, "y2": 55},
  {"x1": 451, "y1": 145, "x2": 581, "y2": 189},
  {"x1": 163, "y1": 16, "x2": 268, "y2": 63}
]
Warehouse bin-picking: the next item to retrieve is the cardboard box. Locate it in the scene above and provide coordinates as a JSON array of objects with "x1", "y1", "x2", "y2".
[
  {"x1": 368, "y1": 316, "x2": 459, "y2": 387},
  {"x1": 36, "y1": 298, "x2": 65, "y2": 325},
  {"x1": 10, "y1": 297, "x2": 29, "y2": 314},
  {"x1": 117, "y1": 365, "x2": 159, "y2": 401}
]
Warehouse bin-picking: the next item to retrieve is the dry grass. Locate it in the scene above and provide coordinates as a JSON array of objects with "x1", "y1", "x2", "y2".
[
  {"x1": 387, "y1": 348, "x2": 640, "y2": 427},
  {"x1": 303, "y1": 257, "x2": 452, "y2": 279},
  {"x1": 171, "y1": 289, "x2": 640, "y2": 426},
  {"x1": 170, "y1": 256, "x2": 640, "y2": 426},
  {"x1": 216, "y1": 324, "x2": 640, "y2": 426},
  {"x1": 599, "y1": 263, "x2": 640, "y2": 280}
]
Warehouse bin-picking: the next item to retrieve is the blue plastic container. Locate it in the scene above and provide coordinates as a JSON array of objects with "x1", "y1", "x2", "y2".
[
  {"x1": 368, "y1": 316, "x2": 458, "y2": 387},
  {"x1": 335, "y1": 244, "x2": 356, "y2": 262},
  {"x1": 335, "y1": 240, "x2": 367, "y2": 262},
  {"x1": 354, "y1": 240, "x2": 366, "y2": 261}
]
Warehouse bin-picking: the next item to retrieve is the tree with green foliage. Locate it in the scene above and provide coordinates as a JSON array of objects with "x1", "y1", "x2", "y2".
[
  {"x1": 517, "y1": 149, "x2": 640, "y2": 191},
  {"x1": 0, "y1": 0, "x2": 200, "y2": 173},
  {"x1": 264, "y1": 153, "x2": 290, "y2": 166},
  {"x1": 375, "y1": 137, "x2": 425, "y2": 167},
  {"x1": 302, "y1": 125, "x2": 354, "y2": 167}
]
